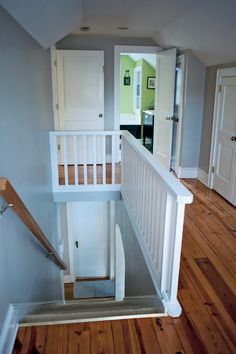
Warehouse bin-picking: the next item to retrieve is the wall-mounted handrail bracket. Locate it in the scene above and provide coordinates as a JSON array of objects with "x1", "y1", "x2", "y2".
[
  {"x1": 0, "y1": 201, "x2": 14, "y2": 218},
  {"x1": 46, "y1": 252, "x2": 53, "y2": 258}
]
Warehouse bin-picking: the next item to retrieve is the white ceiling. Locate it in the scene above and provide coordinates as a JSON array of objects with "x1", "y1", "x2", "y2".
[{"x1": 1, "y1": 0, "x2": 236, "y2": 66}]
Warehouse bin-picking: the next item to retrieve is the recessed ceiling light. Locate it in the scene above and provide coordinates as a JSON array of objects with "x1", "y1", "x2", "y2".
[
  {"x1": 118, "y1": 27, "x2": 129, "y2": 30},
  {"x1": 80, "y1": 26, "x2": 91, "y2": 32}
]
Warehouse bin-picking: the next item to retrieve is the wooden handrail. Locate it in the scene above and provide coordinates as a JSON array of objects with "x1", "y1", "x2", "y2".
[{"x1": 0, "y1": 178, "x2": 66, "y2": 270}]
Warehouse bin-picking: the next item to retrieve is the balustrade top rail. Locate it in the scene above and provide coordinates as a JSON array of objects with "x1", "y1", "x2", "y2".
[
  {"x1": 0, "y1": 178, "x2": 66, "y2": 270},
  {"x1": 50, "y1": 130, "x2": 121, "y2": 136},
  {"x1": 122, "y1": 131, "x2": 193, "y2": 204}
]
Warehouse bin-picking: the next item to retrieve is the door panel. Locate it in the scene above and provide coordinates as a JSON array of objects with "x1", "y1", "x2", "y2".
[
  {"x1": 56, "y1": 50, "x2": 104, "y2": 164},
  {"x1": 213, "y1": 73, "x2": 236, "y2": 206},
  {"x1": 153, "y1": 49, "x2": 177, "y2": 169},
  {"x1": 71, "y1": 202, "x2": 108, "y2": 277},
  {"x1": 57, "y1": 50, "x2": 104, "y2": 130}
]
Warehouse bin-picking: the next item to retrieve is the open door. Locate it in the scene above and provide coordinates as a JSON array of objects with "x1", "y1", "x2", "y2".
[{"x1": 153, "y1": 49, "x2": 177, "y2": 169}]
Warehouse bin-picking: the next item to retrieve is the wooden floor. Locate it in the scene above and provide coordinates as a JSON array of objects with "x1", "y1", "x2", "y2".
[
  {"x1": 58, "y1": 163, "x2": 121, "y2": 185},
  {"x1": 13, "y1": 179, "x2": 236, "y2": 353}
]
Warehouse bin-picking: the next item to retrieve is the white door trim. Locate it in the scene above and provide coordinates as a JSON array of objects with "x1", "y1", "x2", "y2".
[
  {"x1": 174, "y1": 55, "x2": 185, "y2": 175},
  {"x1": 208, "y1": 67, "x2": 236, "y2": 188},
  {"x1": 114, "y1": 45, "x2": 162, "y2": 130},
  {"x1": 65, "y1": 202, "x2": 75, "y2": 283},
  {"x1": 50, "y1": 46, "x2": 59, "y2": 129}
]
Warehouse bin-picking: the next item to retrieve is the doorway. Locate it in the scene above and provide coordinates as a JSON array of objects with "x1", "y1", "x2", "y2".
[
  {"x1": 119, "y1": 52, "x2": 157, "y2": 152},
  {"x1": 114, "y1": 45, "x2": 183, "y2": 172}
]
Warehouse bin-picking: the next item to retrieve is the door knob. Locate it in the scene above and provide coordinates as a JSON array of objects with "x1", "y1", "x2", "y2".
[
  {"x1": 166, "y1": 116, "x2": 179, "y2": 122},
  {"x1": 75, "y1": 241, "x2": 79, "y2": 248},
  {"x1": 98, "y1": 113, "x2": 103, "y2": 118},
  {"x1": 231, "y1": 136, "x2": 236, "y2": 141}
]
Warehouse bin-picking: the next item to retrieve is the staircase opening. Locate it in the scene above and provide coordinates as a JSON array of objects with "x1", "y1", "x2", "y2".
[{"x1": 60, "y1": 199, "x2": 158, "y2": 303}]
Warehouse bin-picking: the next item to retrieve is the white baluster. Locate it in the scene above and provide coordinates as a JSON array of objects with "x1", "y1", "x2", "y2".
[
  {"x1": 63, "y1": 135, "x2": 68, "y2": 186},
  {"x1": 73, "y1": 135, "x2": 78, "y2": 185},
  {"x1": 112, "y1": 134, "x2": 115, "y2": 185},
  {"x1": 93, "y1": 135, "x2": 97, "y2": 185},
  {"x1": 83, "y1": 135, "x2": 87, "y2": 185},
  {"x1": 102, "y1": 134, "x2": 106, "y2": 185}
]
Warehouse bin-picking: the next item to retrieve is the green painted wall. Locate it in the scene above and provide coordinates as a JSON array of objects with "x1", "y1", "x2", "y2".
[
  {"x1": 140, "y1": 59, "x2": 156, "y2": 112},
  {"x1": 120, "y1": 56, "x2": 156, "y2": 125},
  {"x1": 137, "y1": 59, "x2": 155, "y2": 126},
  {"x1": 120, "y1": 55, "x2": 135, "y2": 113}
]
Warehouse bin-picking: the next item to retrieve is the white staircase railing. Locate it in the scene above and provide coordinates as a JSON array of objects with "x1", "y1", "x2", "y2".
[
  {"x1": 50, "y1": 131, "x2": 121, "y2": 192},
  {"x1": 121, "y1": 131, "x2": 193, "y2": 317}
]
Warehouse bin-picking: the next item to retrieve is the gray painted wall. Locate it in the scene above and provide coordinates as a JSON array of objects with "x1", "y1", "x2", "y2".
[
  {"x1": 199, "y1": 61, "x2": 236, "y2": 173},
  {"x1": 0, "y1": 6, "x2": 62, "y2": 333},
  {"x1": 115, "y1": 200, "x2": 156, "y2": 296},
  {"x1": 56, "y1": 35, "x2": 156, "y2": 130},
  {"x1": 179, "y1": 50, "x2": 206, "y2": 168}
]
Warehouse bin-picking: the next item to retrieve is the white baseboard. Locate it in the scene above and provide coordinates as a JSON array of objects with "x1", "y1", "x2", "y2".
[
  {"x1": 177, "y1": 167, "x2": 209, "y2": 186},
  {"x1": 178, "y1": 167, "x2": 198, "y2": 178},
  {"x1": 64, "y1": 275, "x2": 75, "y2": 283},
  {"x1": 197, "y1": 168, "x2": 209, "y2": 187},
  {"x1": 0, "y1": 301, "x2": 63, "y2": 354},
  {"x1": 0, "y1": 304, "x2": 18, "y2": 354}
]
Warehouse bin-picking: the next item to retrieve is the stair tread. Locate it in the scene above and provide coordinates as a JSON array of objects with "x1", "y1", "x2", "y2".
[{"x1": 20, "y1": 296, "x2": 165, "y2": 325}]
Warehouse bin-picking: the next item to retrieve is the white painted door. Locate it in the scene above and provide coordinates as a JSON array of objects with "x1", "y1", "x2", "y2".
[
  {"x1": 212, "y1": 68, "x2": 236, "y2": 206},
  {"x1": 70, "y1": 202, "x2": 108, "y2": 277},
  {"x1": 153, "y1": 49, "x2": 177, "y2": 169},
  {"x1": 57, "y1": 50, "x2": 104, "y2": 130},
  {"x1": 56, "y1": 50, "x2": 104, "y2": 164}
]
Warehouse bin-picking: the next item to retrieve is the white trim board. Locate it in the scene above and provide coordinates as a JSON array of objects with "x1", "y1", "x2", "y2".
[
  {"x1": 64, "y1": 275, "x2": 75, "y2": 283},
  {"x1": 197, "y1": 169, "x2": 209, "y2": 187},
  {"x1": 177, "y1": 167, "x2": 209, "y2": 186},
  {"x1": 177, "y1": 167, "x2": 198, "y2": 178},
  {"x1": 0, "y1": 304, "x2": 17, "y2": 354},
  {"x1": 0, "y1": 301, "x2": 62, "y2": 354}
]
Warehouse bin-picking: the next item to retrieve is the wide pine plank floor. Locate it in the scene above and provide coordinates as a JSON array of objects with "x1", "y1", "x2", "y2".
[{"x1": 13, "y1": 179, "x2": 236, "y2": 354}]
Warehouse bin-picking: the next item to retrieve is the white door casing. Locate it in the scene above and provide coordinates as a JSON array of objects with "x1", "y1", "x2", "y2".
[
  {"x1": 171, "y1": 55, "x2": 185, "y2": 174},
  {"x1": 209, "y1": 67, "x2": 236, "y2": 206},
  {"x1": 153, "y1": 48, "x2": 177, "y2": 170}
]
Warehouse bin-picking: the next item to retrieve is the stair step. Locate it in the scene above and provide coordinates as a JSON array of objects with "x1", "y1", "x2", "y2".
[{"x1": 20, "y1": 296, "x2": 165, "y2": 326}]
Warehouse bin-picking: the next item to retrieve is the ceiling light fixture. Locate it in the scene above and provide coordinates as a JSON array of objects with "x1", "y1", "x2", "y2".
[
  {"x1": 118, "y1": 26, "x2": 129, "y2": 30},
  {"x1": 80, "y1": 26, "x2": 91, "y2": 32}
]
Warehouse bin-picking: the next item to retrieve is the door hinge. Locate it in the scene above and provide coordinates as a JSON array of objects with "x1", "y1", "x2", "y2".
[
  {"x1": 102, "y1": 65, "x2": 104, "y2": 73},
  {"x1": 54, "y1": 60, "x2": 57, "y2": 67},
  {"x1": 219, "y1": 85, "x2": 222, "y2": 93},
  {"x1": 212, "y1": 166, "x2": 215, "y2": 173},
  {"x1": 57, "y1": 144, "x2": 61, "y2": 151},
  {"x1": 56, "y1": 103, "x2": 59, "y2": 110}
]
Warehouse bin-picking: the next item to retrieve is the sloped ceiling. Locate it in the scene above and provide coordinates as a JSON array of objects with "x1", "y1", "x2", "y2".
[
  {"x1": 0, "y1": 0, "x2": 83, "y2": 49},
  {"x1": 154, "y1": 0, "x2": 236, "y2": 66},
  {"x1": 1, "y1": 0, "x2": 236, "y2": 66}
]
